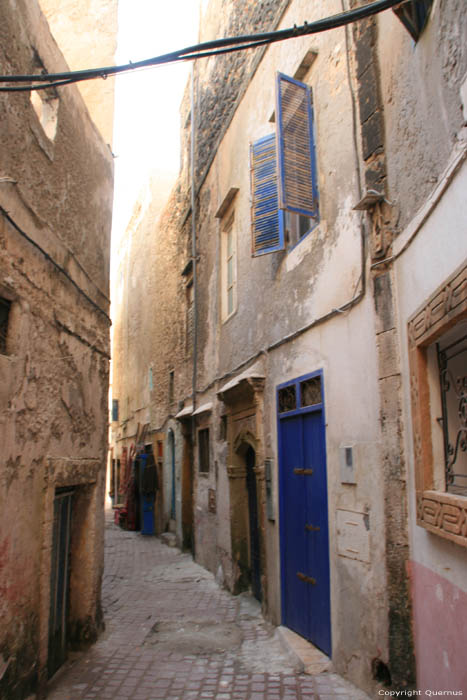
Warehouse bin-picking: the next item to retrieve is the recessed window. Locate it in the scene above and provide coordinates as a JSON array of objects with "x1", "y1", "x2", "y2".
[
  {"x1": 0, "y1": 297, "x2": 11, "y2": 355},
  {"x1": 30, "y1": 89, "x2": 59, "y2": 141},
  {"x1": 186, "y1": 280, "x2": 194, "y2": 353},
  {"x1": 219, "y1": 414, "x2": 227, "y2": 441},
  {"x1": 221, "y1": 213, "x2": 237, "y2": 321},
  {"x1": 169, "y1": 370, "x2": 175, "y2": 404},
  {"x1": 408, "y1": 260, "x2": 467, "y2": 548},
  {"x1": 284, "y1": 211, "x2": 315, "y2": 250},
  {"x1": 111, "y1": 399, "x2": 119, "y2": 422},
  {"x1": 198, "y1": 428, "x2": 210, "y2": 473}
]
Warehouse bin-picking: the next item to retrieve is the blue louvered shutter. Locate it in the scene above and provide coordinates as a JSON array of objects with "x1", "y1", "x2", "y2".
[
  {"x1": 250, "y1": 134, "x2": 285, "y2": 256},
  {"x1": 276, "y1": 72, "x2": 318, "y2": 219}
]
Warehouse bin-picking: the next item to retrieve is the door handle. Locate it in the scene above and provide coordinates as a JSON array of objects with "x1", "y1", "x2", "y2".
[
  {"x1": 297, "y1": 571, "x2": 316, "y2": 585},
  {"x1": 293, "y1": 468, "x2": 313, "y2": 475},
  {"x1": 305, "y1": 524, "x2": 320, "y2": 532}
]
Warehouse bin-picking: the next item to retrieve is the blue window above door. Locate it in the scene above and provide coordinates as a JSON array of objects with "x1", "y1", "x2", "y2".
[{"x1": 250, "y1": 73, "x2": 319, "y2": 257}]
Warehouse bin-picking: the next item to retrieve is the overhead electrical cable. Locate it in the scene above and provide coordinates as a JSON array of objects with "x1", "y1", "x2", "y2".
[{"x1": 0, "y1": 0, "x2": 403, "y2": 92}]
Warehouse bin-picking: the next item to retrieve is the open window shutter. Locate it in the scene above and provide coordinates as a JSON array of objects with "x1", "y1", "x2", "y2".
[
  {"x1": 250, "y1": 134, "x2": 285, "y2": 256},
  {"x1": 276, "y1": 72, "x2": 318, "y2": 219}
]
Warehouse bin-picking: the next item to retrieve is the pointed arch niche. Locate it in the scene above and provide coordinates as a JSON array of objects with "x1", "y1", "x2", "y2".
[{"x1": 217, "y1": 374, "x2": 267, "y2": 605}]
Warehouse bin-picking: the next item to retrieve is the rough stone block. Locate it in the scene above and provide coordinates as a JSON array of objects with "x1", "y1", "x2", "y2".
[
  {"x1": 362, "y1": 110, "x2": 384, "y2": 161},
  {"x1": 377, "y1": 329, "x2": 400, "y2": 380},
  {"x1": 364, "y1": 155, "x2": 386, "y2": 191},
  {"x1": 353, "y1": 18, "x2": 376, "y2": 78},
  {"x1": 358, "y1": 62, "x2": 379, "y2": 125},
  {"x1": 373, "y1": 271, "x2": 395, "y2": 333}
]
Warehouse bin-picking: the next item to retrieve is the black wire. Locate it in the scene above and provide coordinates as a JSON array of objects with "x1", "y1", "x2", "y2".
[
  {"x1": 0, "y1": 42, "x2": 273, "y2": 92},
  {"x1": 0, "y1": 78, "x2": 75, "y2": 92},
  {"x1": 180, "y1": 38, "x2": 274, "y2": 62},
  {"x1": 0, "y1": 0, "x2": 403, "y2": 92}
]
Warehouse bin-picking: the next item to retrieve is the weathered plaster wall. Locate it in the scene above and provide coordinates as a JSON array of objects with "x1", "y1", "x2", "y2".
[
  {"x1": 0, "y1": 0, "x2": 113, "y2": 695},
  {"x1": 178, "y1": 0, "x2": 391, "y2": 693},
  {"x1": 393, "y1": 155, "x2": 467, "y2": 690},
  {"x1": 38, "y1": 0, "x2": 118, "y2": 145},
  {"x1": 377, "y1": 0, "x2": 467, "y2": 228},
  {"x1": 378, "y1": 0, "x2": 467, "y2": 690}
]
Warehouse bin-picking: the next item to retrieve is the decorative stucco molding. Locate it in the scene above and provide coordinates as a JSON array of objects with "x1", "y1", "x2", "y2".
[
  {"x1": 417, "y1": 491, "x2": 467, "y2": 546},
  {"x1": 408, "y1": 259, "x2": 467, "y2": 548},
  {"x1": 408, "y1": 261, "x2": 467, "y2": 348}
]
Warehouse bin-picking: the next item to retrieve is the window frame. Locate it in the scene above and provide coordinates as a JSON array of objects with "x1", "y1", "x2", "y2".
[
  {"x1": 408, "y1": 260, "x2": 467, "y2": 547},
  {"x1": 221, "y1": 212, "x2": 237, "y2": 321},
  {"x1": 275, "y1": 72, "x2": 319, "y2": 221},
  {"x1": 250, "y1": 73, "x2": 319, "y2": 258},
  {"x1": 198, "y1": 427, "x2": 210, "y2": 474}
]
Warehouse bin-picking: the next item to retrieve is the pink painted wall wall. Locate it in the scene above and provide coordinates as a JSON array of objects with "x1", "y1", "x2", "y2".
[{"x1": 409, "y1": 560, "x2": 467, "y2": 692}]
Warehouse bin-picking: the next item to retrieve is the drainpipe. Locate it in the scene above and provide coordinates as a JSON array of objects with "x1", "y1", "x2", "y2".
[{"x1": 190, "y1": 65, "x2": 198, "y2": 445}]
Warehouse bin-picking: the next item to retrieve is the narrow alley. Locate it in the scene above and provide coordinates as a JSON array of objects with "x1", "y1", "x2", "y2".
[{"x1": 46, "y1": 511, "x2": 370, "y2": 700}]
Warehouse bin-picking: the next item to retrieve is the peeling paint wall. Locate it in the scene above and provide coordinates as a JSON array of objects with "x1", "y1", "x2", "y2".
[{"x1": 0, "y1": 0, "x2": 113, "y2": 696}]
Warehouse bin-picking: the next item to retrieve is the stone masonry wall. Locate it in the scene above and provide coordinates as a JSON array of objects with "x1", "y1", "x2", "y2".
[{"x1": 0, "y1": 0, "x2": 113, "y2": 696}]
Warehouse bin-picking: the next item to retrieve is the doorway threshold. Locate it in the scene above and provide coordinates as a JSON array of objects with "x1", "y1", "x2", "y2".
[{"x1": 277, "y1": 626, "x2": 332, "y2": 675}]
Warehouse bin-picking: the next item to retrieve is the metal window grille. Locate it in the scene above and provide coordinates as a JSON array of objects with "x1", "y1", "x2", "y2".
[
  {"x1": 300, "y1": 376, "x2": 322, "y2": 407},
  {"x1": 278, "y1": 385, "x2": 297, "y2": 413},
  {"x1": 437, "y1": 331, "x2": 467, "y2": 496}
]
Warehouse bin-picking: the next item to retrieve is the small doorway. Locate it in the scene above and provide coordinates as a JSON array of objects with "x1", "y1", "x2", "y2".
[
  {"x1": 245, "y1": 446, "x2": 262, "y2": 601},
  {"x1": 48, "y1": 488, "x2": 74, "y2": 678}
]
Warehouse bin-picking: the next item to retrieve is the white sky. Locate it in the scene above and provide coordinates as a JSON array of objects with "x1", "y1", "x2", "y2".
[{"x1": 111, "y1": 1, "x2": 201, "y2": 244}]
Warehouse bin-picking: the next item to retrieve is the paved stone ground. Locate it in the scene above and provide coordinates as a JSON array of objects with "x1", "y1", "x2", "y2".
[{"x1": 46, "y1": 509, "x2": 371, "y2": 700}]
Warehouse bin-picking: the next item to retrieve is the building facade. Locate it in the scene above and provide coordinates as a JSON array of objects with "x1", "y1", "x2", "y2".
[
  {"x1": 110, "y1": 0, "x2": 467, "y2": 694},
  {"x1": 378, "y1": 2, "x2": 467, "y2": 691},
  {"x1": 0, "y1": 1, "x2": 114, "y2": 697}
]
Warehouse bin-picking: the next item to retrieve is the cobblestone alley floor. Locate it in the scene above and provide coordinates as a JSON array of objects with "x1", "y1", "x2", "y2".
[{"x1": 46, "y1": 509, "x2": 371, "y2": 700}]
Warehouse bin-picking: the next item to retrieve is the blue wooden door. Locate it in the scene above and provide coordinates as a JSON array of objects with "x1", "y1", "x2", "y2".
[{"x1": 278, "y1": 373, "x2": 331, "y2": 656}]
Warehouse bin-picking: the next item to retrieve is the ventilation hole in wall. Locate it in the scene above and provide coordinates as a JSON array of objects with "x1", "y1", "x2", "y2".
[
  {"x1": 30, "y1": 89, "x2": 59, "y2": 141},
  {"x1": 371, "y1": 658, "x2": 392, "y2": 686}
]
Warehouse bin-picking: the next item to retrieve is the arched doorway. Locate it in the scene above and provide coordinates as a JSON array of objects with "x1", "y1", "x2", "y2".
[{"x1": 245, "y1": 445, "x2": 262, "y2": 602}]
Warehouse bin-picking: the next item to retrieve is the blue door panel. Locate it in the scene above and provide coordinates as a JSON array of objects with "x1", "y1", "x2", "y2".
[
  {"x1": 280, "y1": 415, "x2": 307, "y2": 637},
  {"x1": 302, "y1": 411, "x2": 331, "y2": 655},
  {"x1": 279, "y1": 372, "x2": 331, "y2": 657}
]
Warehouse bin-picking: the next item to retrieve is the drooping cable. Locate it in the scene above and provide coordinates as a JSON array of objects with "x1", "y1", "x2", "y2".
[{"x1": 0, "y1": 0, "x2": 403, "y2": 92}]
